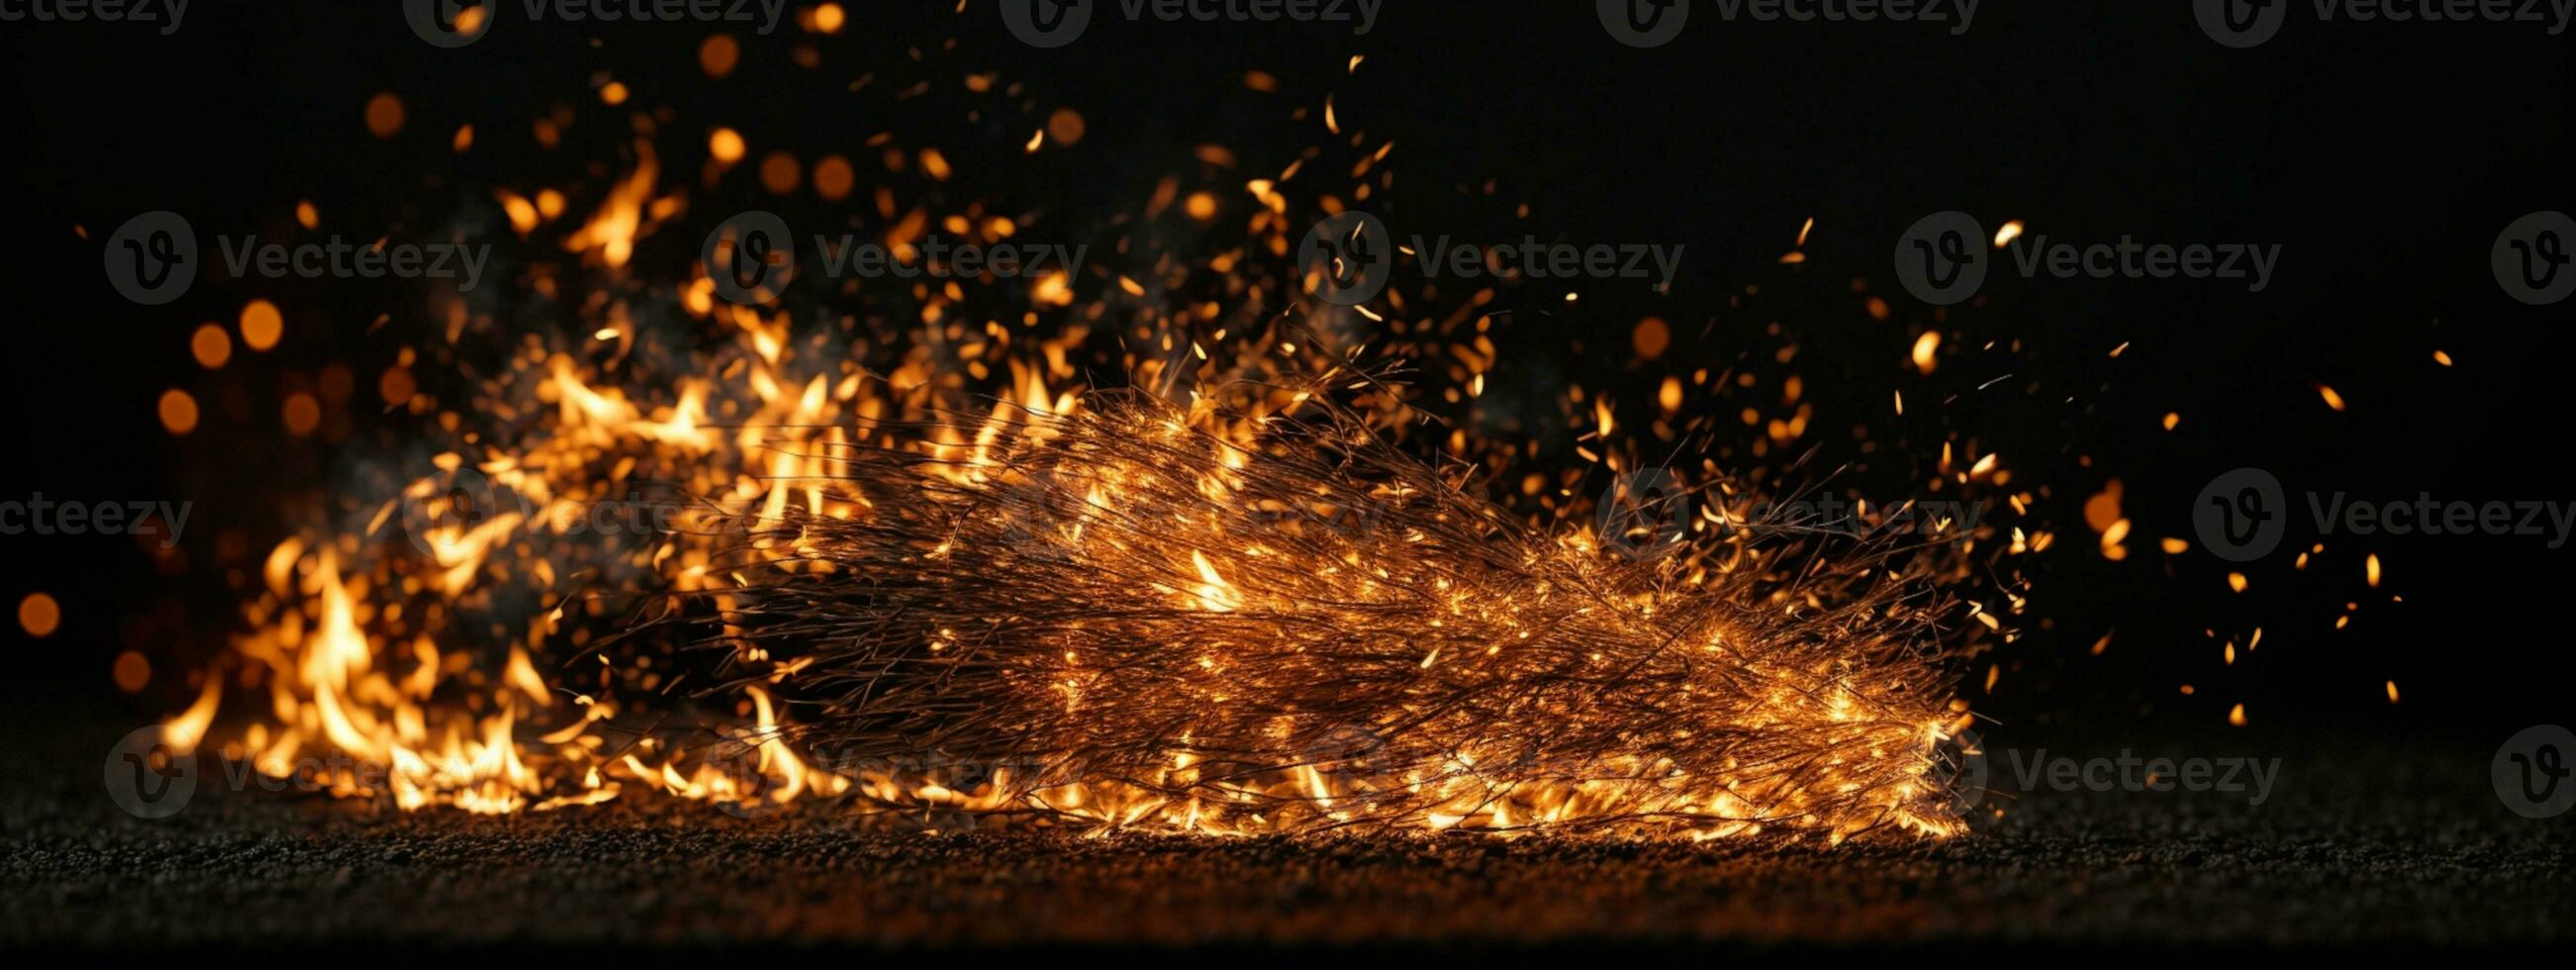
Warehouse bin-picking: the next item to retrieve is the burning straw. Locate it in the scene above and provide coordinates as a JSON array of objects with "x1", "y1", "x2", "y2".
[{"x1": 693, "y1": 380, "x2": 1972, "y2": 840}]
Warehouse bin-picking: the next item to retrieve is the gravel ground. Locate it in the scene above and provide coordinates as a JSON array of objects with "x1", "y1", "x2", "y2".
[{"x1": 5, "y1": 717, "x2": 2570, "y2": 956}]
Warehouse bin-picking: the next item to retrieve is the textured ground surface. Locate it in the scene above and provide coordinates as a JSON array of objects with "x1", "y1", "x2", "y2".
[{"x1": 5, "y1": 717, "x2": 2571, "y2": 956}]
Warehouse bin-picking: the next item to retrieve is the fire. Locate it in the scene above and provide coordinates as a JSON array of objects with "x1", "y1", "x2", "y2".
[
  {"x1": 711, "y1": 393, "x2": 1973, "y2": 839},
  {"x1": 156, "y1": 33, "x2": 2027, "y2": 839},
  {"x1": 1189, "y1": 550, "x2": 1240, "y2": 613}
]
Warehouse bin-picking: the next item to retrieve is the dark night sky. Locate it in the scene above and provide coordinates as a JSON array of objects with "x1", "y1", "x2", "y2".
[{"x1": 1, "y1": 2, "x2": 2570, "y2": 744}]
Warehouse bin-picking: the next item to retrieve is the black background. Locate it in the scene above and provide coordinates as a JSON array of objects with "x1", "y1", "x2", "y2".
[{"x1": 0, "y1": 1, "x2": 2569, "y2": 749}]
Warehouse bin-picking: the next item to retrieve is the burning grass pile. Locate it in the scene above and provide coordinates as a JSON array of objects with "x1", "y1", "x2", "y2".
[{"x1": 693, "y1": 383, "x2": 1972, "y2": 839}]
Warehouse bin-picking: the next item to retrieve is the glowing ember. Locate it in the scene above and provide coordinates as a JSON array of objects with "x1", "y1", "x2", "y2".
[
  {"x1": 703, "y1": 391, "x2": 1972, "y2": 838},
  {"x1": 155, "y1": 27, "x2": 2033, "y2": 839}
]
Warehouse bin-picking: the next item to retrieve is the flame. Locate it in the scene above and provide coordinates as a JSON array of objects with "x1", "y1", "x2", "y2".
[
  {"x1": 1190, "y1": 550, "x2": 1240, "y2": 613},
  {"x1": 563, "y1": 143, "x2": 661, "y2": 269},
  {"x1": 157, "y1": 44, "x2": 2018, "y2": 839}
]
